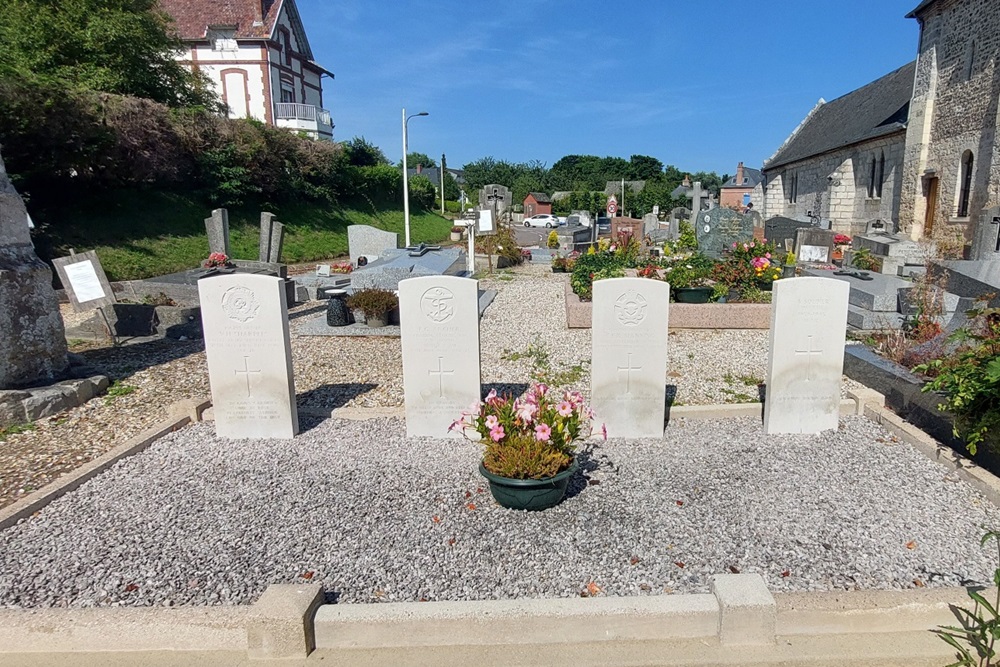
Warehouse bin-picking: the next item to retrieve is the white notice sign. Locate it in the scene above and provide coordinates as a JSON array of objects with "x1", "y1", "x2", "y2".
[{"x1": 63, "y1": 260, "x2": 107, "y2": 303}]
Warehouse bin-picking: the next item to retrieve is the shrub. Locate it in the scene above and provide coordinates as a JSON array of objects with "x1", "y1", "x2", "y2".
[
  {"x1": 407, "y1": 174, "x2": 436, "y2": 209},
  {"x1": 346, "y1": 288, "x2": 398, "y2": 318},
  {"x1": 712, "y1": 238, "x2": 780, "y2": 290},
  {"x1": 547, "y1": 230, "x2": 560, "y2": 249},
  {"x1": 569, "y1": 249, "x2": 627, "y2": 300},
  {"x1": 915, "y1": 307, "x2": 1000, "y2": 456},
  {"x1": 851, "y1": 247, "x2": 881, "y2": 272},
  {"x1": 663, "y1": 253, "x2": 714, "y2": 288}
]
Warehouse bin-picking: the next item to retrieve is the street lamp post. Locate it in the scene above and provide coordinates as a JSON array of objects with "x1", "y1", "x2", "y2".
[{"x1": 401, "y1": 108, "x2": 429, "y2": 248}]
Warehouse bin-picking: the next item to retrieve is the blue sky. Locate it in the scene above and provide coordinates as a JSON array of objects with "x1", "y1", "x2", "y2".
[{"x1": 299, "y1": 1, "x2": 921, "y2": 175}]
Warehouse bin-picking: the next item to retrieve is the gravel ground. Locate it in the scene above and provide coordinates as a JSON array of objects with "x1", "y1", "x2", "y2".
[
  {"x1": 0, "y1": 263, "x2": 858, "y2": 509},
  {"x1": 0, "y1": 414, "x2": 997, "y2": 609}
]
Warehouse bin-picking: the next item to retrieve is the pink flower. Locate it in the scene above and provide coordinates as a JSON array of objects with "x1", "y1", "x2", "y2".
[
  {"x1": 535, "y1": 383, "x2": 549, "y2": 397},
  {"x1": 749, "y1": 242, "x2": 755, "y2": 248},
  {"x1": 489, "y1": 425, "x2": 505, "y2": 442},
  {"x1": 752, "y1": 257, "x2": 770, "y2": 270},
  {"x1": 516, "y1": 402, "x2": 536, "y2": 423},
  {"x1": 448, "y1": 419, "x2": 462, "y2": 432},
  {"x1": 601, "y1": 423, "x2": 608, "y2": 440},
  {"x1": 732, "y1": 242, "x2": 738, "y2": 248},
  {"x1": 557, "y1": 401, "x2": 573, "y2": 417},
  {"x1": 743, "y1": 243, "x2": 749, "y2": 251},
  {"x1": 535, "y1": 423, "x2": 551, "y2": 441},
  {"x1": 484, "y1": 415, "x2": 498, "y2": 429},
  {"x1": 765, "y1": 252, "x2": 771, "y2": 259},
  {"x1": 566, "y1": 391, "x2": 584, "y2": 406}
]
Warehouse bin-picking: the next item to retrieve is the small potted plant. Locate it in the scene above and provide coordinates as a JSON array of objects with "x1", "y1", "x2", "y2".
[
  {"x1": 450, "y1": 226, "x2": 464, "y2": 242},
  {"x1": 664, "y1": 255, "x2": 714, "y2": 303},
  {"x1": 451, "y1": 384, "x2": 604, "y2": 511},
  {"x1": 782, "y1": 251, "x2": 796, "y2": 279},
  {"x1": 551, "y1": 255, "x2": 568, "y2": 273},
  {"x1": 833, "y1": 234, "x2": 852, "y2": 263},
  {"x1": 346, "y1": 288, "x2": 398, "y2": 328}
]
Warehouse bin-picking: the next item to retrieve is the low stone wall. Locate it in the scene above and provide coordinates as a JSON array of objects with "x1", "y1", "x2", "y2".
[{"x1": 564, "y1": 282, "x2": 771, "y2": 329}]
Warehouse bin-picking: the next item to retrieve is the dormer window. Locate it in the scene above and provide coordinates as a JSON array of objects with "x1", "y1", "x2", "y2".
[{"x1": 208, "y1": 26, "x2": 237, "y2": 51}]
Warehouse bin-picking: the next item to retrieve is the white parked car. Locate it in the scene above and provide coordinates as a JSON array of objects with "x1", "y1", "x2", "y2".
[{"x1": 523, "y1": 214, "x2": 560, "y2": 228}]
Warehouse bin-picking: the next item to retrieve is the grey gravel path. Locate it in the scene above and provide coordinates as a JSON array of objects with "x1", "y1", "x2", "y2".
[{"x1": 1, "y1": 415, "x2": 997, "y2": 608}]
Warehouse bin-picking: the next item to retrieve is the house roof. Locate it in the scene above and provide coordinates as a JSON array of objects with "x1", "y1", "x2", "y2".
[
  {"x1": 722, "y1": 166, "x2": 764, "y2": 189},
  {"x1": 405, "y1": 166, "x2": 466, "y2": 186},
  {"x1": 765, "y1": 60, "x2": 915, "y2": 171},
  {"x1": 906, "y1": 0, "x2": 940, "y2": 18},
  {"x1": 604, "y1": 180, "x2": 645, "y2": 196},
  {"x1": 159, "y1": 0, "x2": 316, "y2": 61},
  {"x1": 526, "y1": 192, "x2": 551, "y2": 203}
]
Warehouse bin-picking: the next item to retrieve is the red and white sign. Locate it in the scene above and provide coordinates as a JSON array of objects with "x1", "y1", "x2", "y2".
[{"x1": 606, "y1": 196, "x2": 618, "y2": 216}]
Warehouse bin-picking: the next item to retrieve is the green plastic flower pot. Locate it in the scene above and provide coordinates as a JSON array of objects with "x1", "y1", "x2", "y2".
[
  {"x1": 673, "y1": 286, "x2": 713, "y2": 303},
  {"x1": 478, "y1": 458, "x2": 578, "y2": 511}
]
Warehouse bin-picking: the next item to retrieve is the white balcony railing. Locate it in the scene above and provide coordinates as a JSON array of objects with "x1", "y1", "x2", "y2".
[
  {"x1": 273, "y1": 103, "x2": 333, "y2": 140},
  {"x1": 274, "y1": 103, "x2": 332, "y2": 126}
]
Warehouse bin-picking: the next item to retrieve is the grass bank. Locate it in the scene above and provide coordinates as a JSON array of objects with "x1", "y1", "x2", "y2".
[{"x1": 33, "y1": 190, "x2": 453, "y2": 281}]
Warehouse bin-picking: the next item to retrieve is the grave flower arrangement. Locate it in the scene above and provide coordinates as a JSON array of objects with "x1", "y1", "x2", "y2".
[
  {"x1": 329, "y1": 262, "x2": 353, "y2": 274},
  {"x1": 662, "y1": 253, "x2": 713, "y2": 289},
  {"x1": 712, "y1": 239, "x2": 781, "y2": 290},
  {"x1": 834, "y1": 234, "x2": 852, "y2": 247},
  {"x1": 202, "y1": 252, "x2": 234, "y2": 269},
  {"x1": 451, "y1": 383, "x2": 603, "y2": 481}
]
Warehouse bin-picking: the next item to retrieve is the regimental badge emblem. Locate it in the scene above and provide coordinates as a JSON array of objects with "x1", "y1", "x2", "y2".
[
  {"x1": 222, "y1": 286, "x2": 260, "y2": 323},
  {"x1": 615, "y1": 291, "x2": 647, "y2": 326},
  {"x1": 421, "y1": 287, "x2": 455, "y2": 323}
]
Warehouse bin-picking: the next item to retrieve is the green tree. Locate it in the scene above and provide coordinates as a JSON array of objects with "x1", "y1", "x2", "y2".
[
  {"x1": 343, "y1": 136, "x2": 389, "y2": 167},
  {"x1": 627, "y1": 155, "x2": 664, "y2": 180},
  {"x1": 408, "y1": 174, "x2": 436, "y2": 209},
  {"x1": 403, "y1": 152, "x2": 437, "y2": 169},
  {"x1": 0, "y1": 0, "x2": 218, "y2": 109}
]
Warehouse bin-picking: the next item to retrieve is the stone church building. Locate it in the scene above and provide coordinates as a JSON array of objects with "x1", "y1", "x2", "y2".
[{"x1": 763, "y1": 0, "x2": 1000, "y2": 259}]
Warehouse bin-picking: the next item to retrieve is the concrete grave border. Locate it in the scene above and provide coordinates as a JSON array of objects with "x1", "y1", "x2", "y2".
[{"x1": 0, "y1": 389, "x2": 997, "y2": 665}]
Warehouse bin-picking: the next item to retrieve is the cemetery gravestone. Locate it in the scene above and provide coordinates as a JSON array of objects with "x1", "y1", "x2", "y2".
[
  {"x1": 643, "y1": 213, "x2": 659, "y2": 236},
  {"x1": 198, "y1": 273, "x2": 298, "y2": 439},
  {"x1": 400, "y1": 275, "x2": 481, "y2": 438},
  {"x1": 763, "y1": 277, "x2": 849, "y2": 434},
  {"x1": 348, "y1": 225, "x2": 398, "y2": 265},
  {"x1": 205, "y1": 209, "x2": 230, "y2": 257},
  {"x1": 258, "y1": 212, "x2": 285, "y2": 264},
  {"x1": 795, "y1": 228, "x2": 837, "y2": 264},
  {"x1": 591, "y1": 277, "x2": 670, "y2": 438},
  {"x1": 695, "y1": 208, "x2": 755, "y2": 258},
  {"x1": 479, "y1": 184, "x2": 512, "y2": 217},
  {"x1": 0, "y1": 151, "x2": 69, "y2": 388},
  {"x1": 52, "y1": 250, "x2": 116, "y2": 312}
]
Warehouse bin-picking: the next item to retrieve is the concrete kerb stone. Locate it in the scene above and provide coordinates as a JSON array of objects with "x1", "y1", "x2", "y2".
[
  {"x1": 864, "y1": 402, "x2": 1000, "y2": 508},
  {"x1": 711, "y1": 574, "x2": 776, "y2": 646},
  {"x1": 247, "y1": 584, "x2": 324, "y2": 661},
  {"x1": 0, "y1": 398, "x2": 210, "y2": 532}
]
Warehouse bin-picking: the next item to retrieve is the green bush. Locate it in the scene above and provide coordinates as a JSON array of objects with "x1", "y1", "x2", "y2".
[
  {"x1": 916, "y1": 308, "x2": 1000, "y2": 456},
  {"x1": 408, "y1": 174, "x2": 436, "y2": 209},
  {"x1": 444, "y1": 200, "x2": 461, "y2": 213},
  {"x1": 570, "y1": 250, "x2": 627, "y2": 300}
]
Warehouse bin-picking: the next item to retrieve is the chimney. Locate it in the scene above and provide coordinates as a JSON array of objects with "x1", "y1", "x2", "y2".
[
  {"x1": 682, "y1": 175, "x2": 691, "y2": 188},
  {"x1": 736, "y1": 162, "x2": 744, "y2": 186},
  {"x1": 416, "y1": 164, "x2": 422, "y2": 174}
]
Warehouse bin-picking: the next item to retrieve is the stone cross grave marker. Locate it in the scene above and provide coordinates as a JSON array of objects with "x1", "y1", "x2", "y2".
[
  {"x1": 198, "y1": 273, "x2": 298, "y2": 439},
  {"x1": 695, "y1": 207, "x2": 755, "y2": 258},
  {"x1": 0, "y1": 150, "x2": 69, "y2": 388},
  {"x1": 258, "y1": 212, "x2": 285, "y2": 264},
  {"x1": 478, "y1": 184, "x2": 511, "y2": 217},
  {"x1": 52, "y1": 250, "x2": 116, "y2": 313},
  {"x1": 591, "y1": 277, "x2": 670, "y2": 438},
  {"x1": 763, "y1": 276, "x2": 850, "y2": 434},
  {"x1": 400, "y1": 275, "x2": 480, "y2": 438}
]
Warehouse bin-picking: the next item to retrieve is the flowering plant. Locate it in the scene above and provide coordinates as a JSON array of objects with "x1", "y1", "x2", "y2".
[
  {"x1": 203, "y1": 252, "x2": 233, "y2": 269},
  {"x1": 662, "y1": 253, "x2": 713, "y2": 288},
  {"x1": 330, "y1": 262, "x2": 353, "y2": 274},
  {"x1": 834, "y1": 234, "x2": 852, "y2": 246},
  {"x1": 451, "y1": 383, "x2": 604, "y2": 480},
  {"x1": 712, "y1": 238, "x2": 781, "y2": 288}
]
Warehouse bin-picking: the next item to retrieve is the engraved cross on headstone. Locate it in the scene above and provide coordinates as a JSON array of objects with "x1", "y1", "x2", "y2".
[
  {"x1": 486, "y1": 188, "x2": 503, "y2": 205},
  {"x1": 794, "y1": 336, "x2": 823, "y2": 382},
  {"x1": 234, "y1": 356, "x2": 262, "y2": 397},
  {"x1": 617, "y1": 352, "x2": 643, "y2": 394},
  {"x1": 428, "y1": 356, "x2": 455, "y2": 397}
]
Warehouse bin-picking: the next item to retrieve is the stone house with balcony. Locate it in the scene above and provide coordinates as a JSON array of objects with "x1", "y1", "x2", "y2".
[{"x1": 159, "y1": 0, "x2": 334, "y2": 140}]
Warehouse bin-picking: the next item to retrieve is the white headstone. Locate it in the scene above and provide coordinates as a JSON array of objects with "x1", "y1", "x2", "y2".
[
  {"x1": 198, "y1": 274, "x2": 298, "y2": 439},
  {"x1": 763, "y1": 277, "x2": 850, "y2": 434},
  {"x1": 591, "y1": 277, "x2": 670, "y2": 438},
  {"x1": 400, "y1": 275, "x2": 481, "y2": 438}
]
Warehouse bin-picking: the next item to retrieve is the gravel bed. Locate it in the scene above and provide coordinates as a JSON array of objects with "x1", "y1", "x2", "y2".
[
  {"x1": 1, "y1": 414, "x2": 997, "y2": 608},
  {"x1": 0, "y1": 266, "x2": 860, "y2": 510}
]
